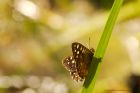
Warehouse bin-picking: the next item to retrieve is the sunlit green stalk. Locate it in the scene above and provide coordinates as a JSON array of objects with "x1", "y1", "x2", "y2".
[{"x1": 81, "y1": 0, "x2": 124, "y2": 93}]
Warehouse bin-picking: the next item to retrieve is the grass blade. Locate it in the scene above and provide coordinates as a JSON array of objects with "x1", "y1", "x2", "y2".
[{"x1": 82, "y1": 0, "x2": 124, "y2": 93}]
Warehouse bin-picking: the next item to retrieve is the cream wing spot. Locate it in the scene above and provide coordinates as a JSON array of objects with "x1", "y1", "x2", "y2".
[
  {"x1": 72, "y1": 60, "x2": 75, "y2": 63},
  {"x1": 66, "y1": 58, "x2": 69, "y2": 61},
  {"x1": 82, "y1": 49, "x2": 85, "y2": 53},
  {"x1": 70, "y1": 56, "x2": 73, "y2": 60},
  {"x1": 76, "y1": 44, "x2": 79, "y2": 49},
  {"x1": 80, "y1": 47, "x2": 83, "y2": 51},
  {"x1": 77, "y1": 51, "x2": 79, "y2": 54}
]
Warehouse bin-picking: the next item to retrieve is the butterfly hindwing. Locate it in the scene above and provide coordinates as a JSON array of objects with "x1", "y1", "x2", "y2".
[
  {"x1": 62, "y1": 56, "x2": 76, "y2": 72},
  {"x1": 62, "y1": 56, "x2": 83, "y2": 81}
]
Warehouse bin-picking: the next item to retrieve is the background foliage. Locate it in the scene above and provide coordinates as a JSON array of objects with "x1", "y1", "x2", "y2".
[{"x1": 0, "y1": 0, "x2": 140, "y2": 93}]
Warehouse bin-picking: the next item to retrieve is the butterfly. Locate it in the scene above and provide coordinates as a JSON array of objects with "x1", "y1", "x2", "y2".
[{"x1": 62, "y1": 42, "x2": 95, "y2": 82}]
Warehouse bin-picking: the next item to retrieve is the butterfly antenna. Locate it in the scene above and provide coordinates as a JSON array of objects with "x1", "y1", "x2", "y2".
[
  {"x1": 89, "y1": 31, "x2": 95, "y2": 49},
  {"x1": 89, "y1": 37, "x2": 90, "y2": 49}
]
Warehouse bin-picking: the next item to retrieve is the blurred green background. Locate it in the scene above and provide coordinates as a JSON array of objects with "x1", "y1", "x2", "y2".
[{"x1": 0, "y1": 0, "x2": 140, "y2": 93}]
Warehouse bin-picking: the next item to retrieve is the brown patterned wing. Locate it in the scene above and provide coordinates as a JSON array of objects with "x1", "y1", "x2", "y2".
[
  {"x1": 62, "y1": 56, "x2": 76, "y2": 72},
  {"x1": 72, "y1": 42, "x2": 94, "y2": 79},
  {"x1": 62, "y1": 56, "x2": 83, "y2": 81}
]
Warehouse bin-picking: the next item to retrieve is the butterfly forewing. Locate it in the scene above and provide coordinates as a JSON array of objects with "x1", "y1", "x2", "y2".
[{"x1": 72, "y1": 42, "x2": 94, "y2": 79}]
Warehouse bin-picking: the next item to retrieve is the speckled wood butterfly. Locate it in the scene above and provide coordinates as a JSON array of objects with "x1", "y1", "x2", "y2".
[{"x1": 62, "y1": 42, "x2": 95, "y2": 82}]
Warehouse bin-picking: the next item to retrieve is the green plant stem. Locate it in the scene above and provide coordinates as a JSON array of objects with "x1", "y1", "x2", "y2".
[{"x1": 81, "y1": 0, "x2": 124, "y2": 93}]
